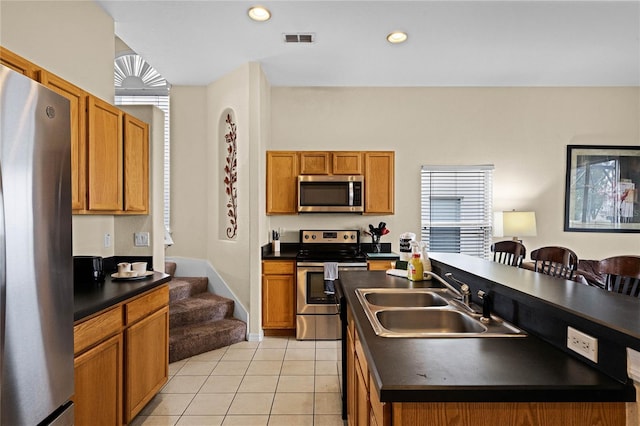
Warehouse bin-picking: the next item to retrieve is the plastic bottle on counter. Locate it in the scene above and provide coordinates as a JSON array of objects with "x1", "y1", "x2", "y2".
[
  {"x1": 407, "y1": 243, "x2": 424, "y2": 281},
  {"x1": 420, "y1": 241, "x2": 432, "y2": 280}
]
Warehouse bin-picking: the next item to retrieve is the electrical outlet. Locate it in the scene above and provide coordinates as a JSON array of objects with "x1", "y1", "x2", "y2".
[
  {"x1": 104, "y1": 233, "x2": 111, "y2": 248},
  {"x1": 567, "y1": 326, "x2": 598, "y2": 363},
  {"x1": 134, "y1": 232, "x2": 150, "y2": 247}
]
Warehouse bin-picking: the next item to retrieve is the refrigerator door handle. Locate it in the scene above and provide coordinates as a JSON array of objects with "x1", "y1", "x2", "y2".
[{"x1": 0, "y1": 161, "x2": 5, "y2": 411}]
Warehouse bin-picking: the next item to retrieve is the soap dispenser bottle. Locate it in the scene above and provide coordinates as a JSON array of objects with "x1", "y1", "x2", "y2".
[
  {"x1": 420, "y1": 241, "x2": 432, "y2": 280},
  {"x1": 407, "y1": 242, "x2": 424, "y2": 281}
]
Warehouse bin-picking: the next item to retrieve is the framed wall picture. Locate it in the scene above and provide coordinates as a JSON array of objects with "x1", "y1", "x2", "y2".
[{"x1": 564, "y1": 145, "x2": 640, "y2": 233}]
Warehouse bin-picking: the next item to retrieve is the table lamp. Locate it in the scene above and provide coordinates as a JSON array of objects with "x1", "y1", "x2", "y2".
[{"x1": 494, "y1": 211, "x2": 537, "y2": 242}]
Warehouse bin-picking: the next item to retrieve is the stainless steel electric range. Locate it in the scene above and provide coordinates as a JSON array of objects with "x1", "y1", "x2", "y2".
[{"x1": 296, "y1": 229, "x2": 367, "y2": 340}]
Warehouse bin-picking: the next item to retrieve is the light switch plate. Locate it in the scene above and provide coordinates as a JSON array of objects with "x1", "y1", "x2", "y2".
[{"x1": 134, "y1": 232, "x2": 150, "y2": 247}]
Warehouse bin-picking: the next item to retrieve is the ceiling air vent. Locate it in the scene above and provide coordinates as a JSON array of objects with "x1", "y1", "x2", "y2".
[{"x1": 283, "y1": 33, "x2": 315, "y2": 43}]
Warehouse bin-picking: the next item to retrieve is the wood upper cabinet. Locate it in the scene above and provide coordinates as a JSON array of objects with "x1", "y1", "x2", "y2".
[
  {"x1": 300, "y1": 151, "x2": 331, "y2": 174},
  {"x1": 364, "y1": 151, "x2": 394, "y2": 214},
  {"x1": 0, "y1": 47, "x2": 39, "y2": 79},
  {"x1": 87, "y1": 95, "x2": 123, "y2": 211},
  {"x1": 85, "y1": 98, "x2": 149, "y2": 214},
  {"x1": 39, "y1": 71, "x2": 88, "y2": 211},
  {"x1": 266, "y1": 150, "x2": 393, "y2": 215},
  {"x1": 123, "y1": 114, "x2": 149, "y2": 214},
  {"x1": 333, "y1": 151, "x2": 363, "y2": 175},
  {"x1": 299, "y1": 151, "x2": 363, "y2": 175},
  {"x1": 266, "y1": 151, "x2": 299, "y2": 215},
  {"x1": 262, "y1": 260, "x2": 296, "y2": 329}
]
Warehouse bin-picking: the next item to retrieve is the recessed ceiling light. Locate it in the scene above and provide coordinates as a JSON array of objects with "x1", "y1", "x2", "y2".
[
  {"x1": 387, "y1": 31, "x2": 408, "y2": 44},
  {"x1": 248, "y1": 6, "x2": 271, "y2": 22}
]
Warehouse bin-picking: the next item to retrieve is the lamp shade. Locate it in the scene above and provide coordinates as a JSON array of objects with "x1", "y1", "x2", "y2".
[{"x1": 494, "y1": 211, "x2": 537, "y2": 238}]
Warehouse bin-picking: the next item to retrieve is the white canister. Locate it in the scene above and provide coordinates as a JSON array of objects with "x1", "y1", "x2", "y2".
[{"x1": 399, "y1": 232, "x2": 416, "y2": 262}]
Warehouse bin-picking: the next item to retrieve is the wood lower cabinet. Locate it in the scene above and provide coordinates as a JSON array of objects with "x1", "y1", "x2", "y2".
[
  {"x1": 266, "y1": 151, "x2": 299, "y2": 215},
  {"x1": 367, "y1": 260, "x2": 395, "y2": 271},
  {"x1": 124, "y1": 306, "x2": 169, "y2": 423},
  {"x1": 262, "y1": 260, "x2": 296, "y2": 331},
  {"x1": 74, "y1": 285, "x2": 169, "y2": 425},
  {"x1": 74, "y1": 333, "x2": 123, "y2": 426},
  {"x1": 364, "y1": 152, "x2": 394, "y2": 214}
]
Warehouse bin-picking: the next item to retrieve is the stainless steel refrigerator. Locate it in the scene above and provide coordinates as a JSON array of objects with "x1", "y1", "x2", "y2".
[{"x1": 0, "y1": 65, "x2": 74, "y2": 425}]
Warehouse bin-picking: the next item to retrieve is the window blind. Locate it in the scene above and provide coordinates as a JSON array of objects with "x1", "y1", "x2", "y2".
[
  {"x1": 421, "y1": 165, "x2": 494, "y2": 258},
  {"x1": 115, "y1": 95, "x2": 171, "y2": 231}
]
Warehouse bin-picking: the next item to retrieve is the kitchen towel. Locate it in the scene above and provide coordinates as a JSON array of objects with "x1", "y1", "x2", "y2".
[{"x1": 324, "y1": 262, "x2": 339, "y2": 295}]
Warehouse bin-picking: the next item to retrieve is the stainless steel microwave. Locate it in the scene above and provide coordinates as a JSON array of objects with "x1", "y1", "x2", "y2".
[{"x1": 298, "y1": 175, "x2": 364, "y2": 213}]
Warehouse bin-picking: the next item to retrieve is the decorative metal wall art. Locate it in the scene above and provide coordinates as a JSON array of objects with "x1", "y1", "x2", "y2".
[{"x1": 224, "y1": 112, "x2": 238, "y2": 239}]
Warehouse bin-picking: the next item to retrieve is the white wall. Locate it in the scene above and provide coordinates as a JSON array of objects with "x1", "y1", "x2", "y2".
[
  {"x1": 165, "y1": 86, "x2": 209, "y2": 259},
  {"x1": 0, "y1": 0, "x2": 114, "y2": 100},
  {"x1": 205, "y1": 63, "x2": 264, "y2": 321},
  {"x1": 269, "y1": 87, "x2": 640, "y2": 260}
]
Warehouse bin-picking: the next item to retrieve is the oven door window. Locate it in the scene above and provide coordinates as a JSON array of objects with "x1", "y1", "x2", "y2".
[{"x1": 306, "y1": 271, "x2": 337, "y2": 304}]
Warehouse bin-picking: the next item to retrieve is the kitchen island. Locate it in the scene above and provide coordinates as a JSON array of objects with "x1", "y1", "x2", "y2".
[{"x1": 339, "y1": 253, "x2": 638, "y2": 425}]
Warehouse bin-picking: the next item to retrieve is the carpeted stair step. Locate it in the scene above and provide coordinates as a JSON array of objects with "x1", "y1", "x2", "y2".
[
  {"x1": 169, "y1": 318, "x2": 247, "y2": 363},
  {"x1": 169, "y1": 276, "x2": 209, "y2": 303},
  {"x1": 170, "y1": 293, "x2": 235, "y2": 328}
]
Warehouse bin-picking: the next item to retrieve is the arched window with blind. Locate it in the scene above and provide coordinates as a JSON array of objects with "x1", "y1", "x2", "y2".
[{"x1": 421, "y1": 165, "x2": 494, "y2": 258}]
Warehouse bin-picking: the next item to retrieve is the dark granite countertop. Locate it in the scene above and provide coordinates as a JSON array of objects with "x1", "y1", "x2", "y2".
[
  {"x1": 74, "y1": 272, "x2": 171, "y2": 322},
  {"x1": 339, "y1": 268, "x2": 636, "y2": 403},
  {"x1": 261, "y1": 242, "x2": 299, "y2": 260}
]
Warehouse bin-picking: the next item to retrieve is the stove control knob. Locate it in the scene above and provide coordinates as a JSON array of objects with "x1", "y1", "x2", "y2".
[
  {"x1": 351, "y1": 235, "x2": 356, "y2": 240},
  {"x1": 343, "y1": 235, "x2": 348, "y2": 240},
  {"x1": 311, "y1": 235, "x2": 316, "y2": 240},
  {"x1": 304, "y1": 235, "x2": 309, "y2": 240}
]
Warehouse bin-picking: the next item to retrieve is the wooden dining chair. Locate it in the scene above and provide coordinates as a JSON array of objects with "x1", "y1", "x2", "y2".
[
  {"x1": 597, "y1": 256, "x2": 640, "y2": 297},
  {"x1": 491, "y1": 241, "x2": 526, "y2": 267},
  {"x1": 530, "y1": 246, "x2": 579, "y2": 280}
]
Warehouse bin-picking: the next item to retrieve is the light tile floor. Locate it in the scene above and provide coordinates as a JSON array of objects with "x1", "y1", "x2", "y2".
[{"x1": 131, "y1": 337, "x2": 345, "y2": 426}]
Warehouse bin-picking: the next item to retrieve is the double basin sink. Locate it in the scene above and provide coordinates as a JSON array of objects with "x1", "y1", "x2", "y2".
[{"x1": 356, "y1": 287, "x2": 526, "y2": 338}]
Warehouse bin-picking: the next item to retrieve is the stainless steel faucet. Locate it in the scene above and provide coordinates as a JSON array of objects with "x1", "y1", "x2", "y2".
[{"x1": 425, "y1": 271, "x2": 472, "y2": 310}]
